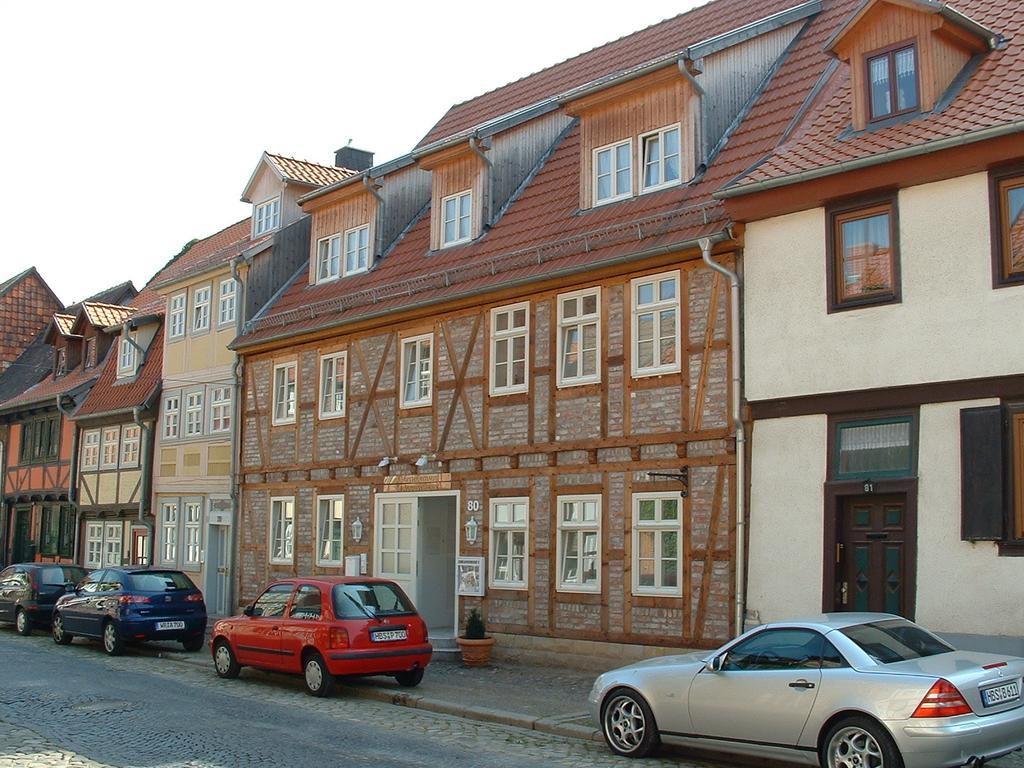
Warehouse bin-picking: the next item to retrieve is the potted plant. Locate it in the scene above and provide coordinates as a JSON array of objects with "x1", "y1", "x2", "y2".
[{"x1": 455, "y1": 608, "x2": 495, "y2": 667}]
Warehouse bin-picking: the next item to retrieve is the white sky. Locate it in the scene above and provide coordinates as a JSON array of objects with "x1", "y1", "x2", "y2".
[{"x1": 0, "y1": 0, "x2": 704, "y2": 306}]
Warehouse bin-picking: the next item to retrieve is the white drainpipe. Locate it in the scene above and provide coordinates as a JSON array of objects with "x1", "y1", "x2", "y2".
[{"x1": 700, "y1": 236, "x2": 747, "y2": 636}]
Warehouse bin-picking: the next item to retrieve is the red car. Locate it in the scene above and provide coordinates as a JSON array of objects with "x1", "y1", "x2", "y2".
[{"x1": 210, "y1": 576, "x2": 432, "y2": 696}]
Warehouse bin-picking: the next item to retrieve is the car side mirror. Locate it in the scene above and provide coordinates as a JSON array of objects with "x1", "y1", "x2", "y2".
[
  {"x1": 706, "y1": 653, "x2": 727, "y2": 672},
  {"x1": 243, "y1": 604, "x2": 261, "y2": 617},
  {"x1": 64, "y1": 583, "x2": 76, "y2": 593}
]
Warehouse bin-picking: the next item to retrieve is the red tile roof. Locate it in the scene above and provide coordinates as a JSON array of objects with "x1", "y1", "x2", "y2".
[
  {"x1": 74, "y1": 325, "x2": 165, "y2": 418},
  {"x1": 266, "y1": 153, "x2": 356, "y2": 188},
  {"x1": 721, "y1": 0, "x2": 1024, "y2": 194},
  {"x1": 152, "y1": 218, "x2": 267, "y2": 290},
  {"x1": 416, "y1": 0, "x2": 803, "y2": 148},
  {"x1": 79, "y1": 302, "x2": 134, "y2": 331},
  {"x1": 52, "y1": 313, "x2": 76, "y2": 336}
]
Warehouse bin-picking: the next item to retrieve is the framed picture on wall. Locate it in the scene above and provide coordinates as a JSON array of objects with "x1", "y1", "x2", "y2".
[{"x1": 456, "y1": 556, "x2": 485, "y2": 597}]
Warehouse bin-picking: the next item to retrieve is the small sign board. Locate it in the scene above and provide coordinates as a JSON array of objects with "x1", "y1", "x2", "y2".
[{"x1": 456, "y1": 556, "x2": 485, "y2": 597}]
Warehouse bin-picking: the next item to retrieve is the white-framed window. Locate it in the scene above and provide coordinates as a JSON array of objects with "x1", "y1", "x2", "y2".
[
  {"x1": 55, "y1": 347, "x2": 67, "y2": 376},
  {"x1": 192, "y1": 286, "x2": 211, "y2": 333},
  {"x1": 118, "y1": 333, "x2": 137, "y2": 376},
  {"x1": 218, "y1": 279, "x2": 236, "y2": 326},
  {"x1": 209, "y1": 387, "x2": 232, "y2": 433},
  {"x1": 400, "y1": 334, "x2": 432, "y2": 407},
  {"x1": 316, "y1": 234, "x2": 342, "y2": 283},
  {"x1": 254, "y1": 196, "x2": 280, "y2": 236},
  {"x1": 273, "y1": 362, "x2": 297, "y2": 425},
  {"x1": 183, "y1": 500, "x2": 203, "y2": 568},
  {"x1": 120, "y1": 425, "x2": 140, "y2": 468},
  {"x1": 316, "y1": 495, "x2": 345, "y2": 566},
  {"x1": 169, "y1": 293, "x2": 186, "y2": 339},
  {"x1": 441, "y1": 190, "x2": 472, "y2": 247},
  {"x1": 270, "y1": 497, "x2": 295, "y2": 564},
  {"x1": 557, "y1": 495, "x2": 601, "y2": 592},
  {"x1": 319, "y1": 352, "x2": 347, "y2": 419},
  {"x1": 594, "y1": 139, "x2": 632, "y2": 205},
  {"x1": 85, "y1": 521, "x2": 104, "y2": 568},
  {"x1": 345, "y1": 224, "x2": 370, "y2": 275},
  {"x1": 632, "y1": 271, "x2": 680, "y2": 376},
  {"x1": 81, "y1": 429, "x2": 100, "y2": 470},
  {"x1": 160, "y1": 501, "x2": 178, "y2": 564},
  {"x1": 163, "y1": 394, "x2": 180, "y2": 440},
  {"x1": 489, "y1": 497, "x2": 529, "y2": 589},
  {"x1": 100, "y1": 426, "x2": 120, "y2": 469},
  {"x1": 557, "y1": 288, "x2": 601, "y2": 386},
  {"x1": 490, "y1": 303, "x2": 529, "y2": 395},
  {"x1": 632, "y1": 493, "x2": 682, "y2": 596},
  {"x1": 103, "y1": 522, "x2": 123, "y2": 567},
  {"x1": 640, "y1": 124, "x2": 682, "y2": 192},
  {"x1": 84, "y1": 338, "x2": 97, "y2": 369},
  {"x1": 185, "y1": 391, "x2": 204, "y2": 436}
]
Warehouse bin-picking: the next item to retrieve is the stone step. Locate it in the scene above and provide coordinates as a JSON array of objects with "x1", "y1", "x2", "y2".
[{"x1": 429, "y1": 633, "x2": 461, "y2": 662}]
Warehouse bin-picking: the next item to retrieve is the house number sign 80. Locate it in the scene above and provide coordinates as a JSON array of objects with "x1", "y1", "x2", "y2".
[{"x1": 466, "y1": 500, "x2": 481, "y2": 513}]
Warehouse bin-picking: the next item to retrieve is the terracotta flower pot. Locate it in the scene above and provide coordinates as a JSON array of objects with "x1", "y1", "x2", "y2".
[{"x1": 456, "y1": 636, "x2": 496, "y2": 667}]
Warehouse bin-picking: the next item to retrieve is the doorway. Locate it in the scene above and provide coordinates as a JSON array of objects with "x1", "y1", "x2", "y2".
[
  {"x1": 12, "y1": 506, "x2": 32, "y2": 563},
  {"x1": 374, "y1": 492, "x2": 458, "y2": 634},
  {"x1": 205, "y1": 522, "x2": 232, "y2": 616},
  {"x1": 833, "y1": 494, "x2": 912, "y2": 617}
]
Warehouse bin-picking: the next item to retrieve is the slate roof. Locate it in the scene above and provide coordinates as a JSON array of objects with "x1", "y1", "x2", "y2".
[
  {"x1": 0, "y1": 347, "x2": 110, "y2": 415},
  {"x1": 720, "y1": 0, "x2": 1024, "y2": 194},
  {"x1": 0, "y1": 331, "x2": 53, "y2": 404},
  {"x1": 265, "y1": 153, "x2": 356, "y2": 188},
  {"x1": 151, "y1": 218, "x2": 267, "y2": 290}
]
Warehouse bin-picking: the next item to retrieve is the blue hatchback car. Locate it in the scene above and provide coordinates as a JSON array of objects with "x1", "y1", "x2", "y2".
[{"x1": 52, "y1": 567, "x2": 207, "y2": 655}]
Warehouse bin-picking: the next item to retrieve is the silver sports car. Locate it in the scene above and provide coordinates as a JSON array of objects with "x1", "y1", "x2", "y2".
[{"x1": 589, "y1": 613, "x2": 1024, "y2": 768}]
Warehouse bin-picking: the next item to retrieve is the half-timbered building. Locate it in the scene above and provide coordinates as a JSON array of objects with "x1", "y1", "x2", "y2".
[
  {"x1": 718, "y1": 0, "x2": 1024, "y2": 653},
  {"x1": 229, "y1": 0, "x2": 829, "y2": 659}
]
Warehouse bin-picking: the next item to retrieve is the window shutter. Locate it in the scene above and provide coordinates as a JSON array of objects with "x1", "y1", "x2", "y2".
[{"x1": 960, "y1": 406, "x2": 1005, "y2": 541}]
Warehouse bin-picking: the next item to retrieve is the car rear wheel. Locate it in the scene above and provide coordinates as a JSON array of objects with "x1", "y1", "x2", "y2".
[
  {"x1": 52, "y1": 613, "x2": 73, "y2": 645},
  {"x1": 601, "y1": 688, "x2": 660, "y2": 758},
  {"x1": 15, "y1": 608, "x2": 31, "y2": 636},
  {"x1": 395, "y1": 667, "x2": 424, "y2": 687},
  {"x1": 213, "y1": 640, "x2": 241, "y2": 679},
  {"x1": 102, "y1": 620, "x2": 125, "y2": 656},
  {"x1": 303, "y1": 652, "x2": 334, "y2": 697},
  {"x1": 822, "y1": 716, "x2": 904, "y2": 768},
  {"x1": 181, "y1": 634, "x2": 205, "y2": 652}
]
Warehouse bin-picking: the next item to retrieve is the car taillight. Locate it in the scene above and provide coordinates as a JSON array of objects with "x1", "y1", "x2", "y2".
[
  {"x1": 185, "y1": 593, "x2": 204, "y2": 602},
  {"x1": 329, "y1": 628, "x2": 349, "y2": 649},
  {"x1": 912, "y1": 679, "x2": 972, "y2": 718},
  {"x1": 119, "y1": 595, "x2": 152, "y2": 605}
]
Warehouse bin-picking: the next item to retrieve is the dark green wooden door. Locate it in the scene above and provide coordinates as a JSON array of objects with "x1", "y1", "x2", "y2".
[{"x1": 836, "y1": 495, "x2": 910, "y2": 617}]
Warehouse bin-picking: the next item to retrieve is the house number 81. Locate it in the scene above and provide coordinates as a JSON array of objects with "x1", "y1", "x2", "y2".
[{"x1": 466, "y1": 500, "x2": 481, "y2": 513}]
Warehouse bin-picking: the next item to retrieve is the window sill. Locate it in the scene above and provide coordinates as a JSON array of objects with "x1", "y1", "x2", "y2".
[{"x1": 828, "y1": 292, "x2": 901, "y2": 314}]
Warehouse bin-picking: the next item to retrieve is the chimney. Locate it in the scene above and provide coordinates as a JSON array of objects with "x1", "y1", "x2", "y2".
[{"x1": 334, "y1": 146, "x2": 374, "y2": 172}]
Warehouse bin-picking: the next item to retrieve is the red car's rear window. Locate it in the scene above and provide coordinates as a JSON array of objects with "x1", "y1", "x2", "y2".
[{"x1": 332, "y1": 583, "x2": 414, "y2": 619}]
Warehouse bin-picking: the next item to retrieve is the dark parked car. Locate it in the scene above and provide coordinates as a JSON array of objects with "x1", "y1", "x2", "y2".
[
  {"x1": 211, "y1": 577, "x2": 432, "y2": 696},
  {"x1": 0, "y1": 563, "x2": 89, "y2": 635},
  {"x1": 52, "y1": 567, "x2": 207, "y2": 655}
]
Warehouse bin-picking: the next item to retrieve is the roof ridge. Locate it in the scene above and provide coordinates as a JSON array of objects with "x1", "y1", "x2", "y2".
[{"x1": 266, "y1": 151, "x2": 342, "y2": 171}]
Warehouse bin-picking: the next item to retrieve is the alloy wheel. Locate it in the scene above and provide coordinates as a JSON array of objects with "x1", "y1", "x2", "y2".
[
  {"x1": 15, "y1": 609, "x2": 28, "y2": 635},
  {"x1": 215, "y1": 645, "x2": 232, "y2": 675},
  {"x1": 305, "y1": 658, "x2": 324, "y2": 692},
  {"x1": 828, "y1": 725, "x2": 885, "y2": 768},
  {"x1": 103, "y1": 623, "x2": 117, "y2": 653},
  {"x1": 604, "y1": 694, "x2": 647, "y2": 753}
]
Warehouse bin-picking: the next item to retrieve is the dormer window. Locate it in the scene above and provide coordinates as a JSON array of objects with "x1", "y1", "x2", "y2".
[
  {"x1": 317, "y1": 235, "x2": 342, "y2": 283},
  {"x1": 254, "y1": 196, "x2": 281, "y2": 236},
  {"x1": 118, "y1": 332, "x2": 138, "y2": 376},
  {"x1": 867, "y1": 43, "x2": 919, "y2": 121},
  {"x1": 84, "y1": 338, "x2": 96, "y2": 369},
  {"x1": 55, "y1": 348, "x2": 67, "y2": 377},
  {"x1": 345, "y1": 225, "x2": 370, "y2": 274},
  {"x1": 594, "y1": 140, "x2": 632, "y2": 205},
  {"x1": 641, "y1": 125, "x2": 681, "y2": 192},
  {"x1": 442, "y1": 191, "x2": 473, "y2": 247}
]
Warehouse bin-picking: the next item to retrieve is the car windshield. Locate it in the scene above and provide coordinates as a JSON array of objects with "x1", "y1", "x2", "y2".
[
  {"x1": 841, "y1": 619, "x2": 953, "y2": 663},
  {"x1": 38, "y1": 566, "x2": 87, "y2": 586},
  {"x1": 128, "y1": 571, "x2": 196, "y2": 592},
  {"x1": 332, "y1": 583, "x2": 414, "y2": 619}
]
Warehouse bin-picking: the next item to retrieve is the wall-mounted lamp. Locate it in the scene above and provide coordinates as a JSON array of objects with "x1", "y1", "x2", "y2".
[
  {"x1": 414, "y1": 454, "x2": 429, "y2": 468},
  {"x1": 378, "y1": 456, "x2": 392, "y2": 468},
  {"x1": 464, "y1": 515, "x2": 479, "y2": 545},
  {"x1": 350, "y1": 516, "x2": 364, "y2": 543}
]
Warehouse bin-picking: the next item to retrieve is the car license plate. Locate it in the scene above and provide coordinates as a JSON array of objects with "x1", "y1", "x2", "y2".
[
  {"x1": 155, "y1": 621, "x2": 185, "y2": 631},
  {"x1": 981, "y1": 680, "x2": 1021, "y2": 707},
  {"x1": 371, "y1": 629, "x2": 407, "y2": 642}
]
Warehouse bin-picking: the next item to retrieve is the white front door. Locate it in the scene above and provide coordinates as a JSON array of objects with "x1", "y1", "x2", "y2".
[{"x1": 375, "y1": 497, "x2": 417, "y2": 604}]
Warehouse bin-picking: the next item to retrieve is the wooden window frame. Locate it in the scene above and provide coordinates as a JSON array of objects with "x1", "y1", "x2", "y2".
[
  {"x1": 120, "y1": 425, "x2": 140, "y2": 468},
  {"x1": 489, "y1": 497, "x2": 529, "y2": 590},
  {"x1": 1009, "y1": 404, "x2": 1024, "y2": 544},
  {"x1": 631, "y1": 270, "x2": 681, "y2": 377},
  {"x1": 316, "y1": 234, "x2": 342, "y2": 284},
  {"x1": 989, "y1": 164, "x2": 1024, "y2": 288},
  {"x1": 865, "y1": 40, "x2": 920, "y2": 123},
  {"x1": 315, "y1": 495, "x2": 345, "y2": 567},
  {"x1": 440, "y1": 190, "x2": 473, "y2": 248},
  {"x1": 631, "y1": 492, "x2": 683, "y2": 597},
  {"x1": 217, "y1": 278, "x2": 237, "y2": 327},
  {"x1": 162, "y1": 393, "x2": 180, "y2": 440},
  {"x1": 555, "y1": 494, "x2": 602, "y2": 594},
  {"x1": 184, "y1": 390, "x2": 204, "y2": 437},
  {"x1": 318, "y1": 351, "x2": 347, "y2": 419},
  {"x1": 826, "y1": 194, "x2": 902, "y2": 312},
  {"x1": 400, "y1": 334, "x2": 433, "y2": 408},
  {"x1": 168, "y1": 293, "x2": 186, "y2": 339},
  {"x1": 81, "y1": 429, "x2": 100, "y2": 470},
  {"x1": 84, "y1": 338, "x2": 97, "y2": 369},
  {"x1": 100, "y1": 426, "x2": 120, "y2": 469},
  {"x1": 556, "y1": 287, "x2": 602, "y2": 388},
  {"x1": 192, "y1": 285, "x2": 211, "y2": 334},
  {"x1": 489, "y1": 302, "x2": 530, "y2": 396},
  {"x1": 117, "y1": 332, "x2": 138, "y2": 377},
  {"x1": 593, "y1": 138, "x2": 633, "y2": 206},
  {"x1": 344, "y1": 224, "x2": 371, "y2": 275},
  {"x1": 181, "y1": 499, "x2": 203, "y2": 571},
  {"x1": 831, "y1": 413, "x2": 918, "y2": 482},
  {"x1": 272, "y1": 362, "x2": 297, "y2": 425},
  {"x1": 209, "y1": 386, "x2": 232, "y2": 433},
  {"x1": 159, "y1": 500, "x2": 179, "y2": 566},
  {"x1": 269, "y1": 496, "x2": 295, "y2": 565},
  {"x1": 253, "y1": 195, "x2": 281, "y2": 236},
  {"x1": 639, "y1": 124, "x2": 682, "y2": 193}
]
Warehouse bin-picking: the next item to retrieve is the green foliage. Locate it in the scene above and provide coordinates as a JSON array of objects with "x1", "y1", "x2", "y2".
[{"x1": 463, "y1": 608, "x2": 486, "y2": 640}]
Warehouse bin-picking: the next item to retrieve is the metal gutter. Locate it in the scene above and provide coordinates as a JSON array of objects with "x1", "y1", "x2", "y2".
[
  {"x1": 699, "y1": 238, "x2": 746, "y2": 638},
  {"x1": 227, "y1": 256, "x2": 245, "y2": 611},
  {"x1": 687, "y1": 0, "x2": 821, "y2": 61},
  {"x1": 132, "y1": 404, "x2": 154, "y2": 558},
  {"x1": 233, "y1": 230, "x2": 730, "y2": 351},
  {"x1": 468, "y1": 137, "x2": 494, "y2": 227},
  {"x1": 716, "y1": 120, "x2": 1024, "y2": 199},
  {"x1": 55, "y1": 394, "x2": 82, "y2": 562}
]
